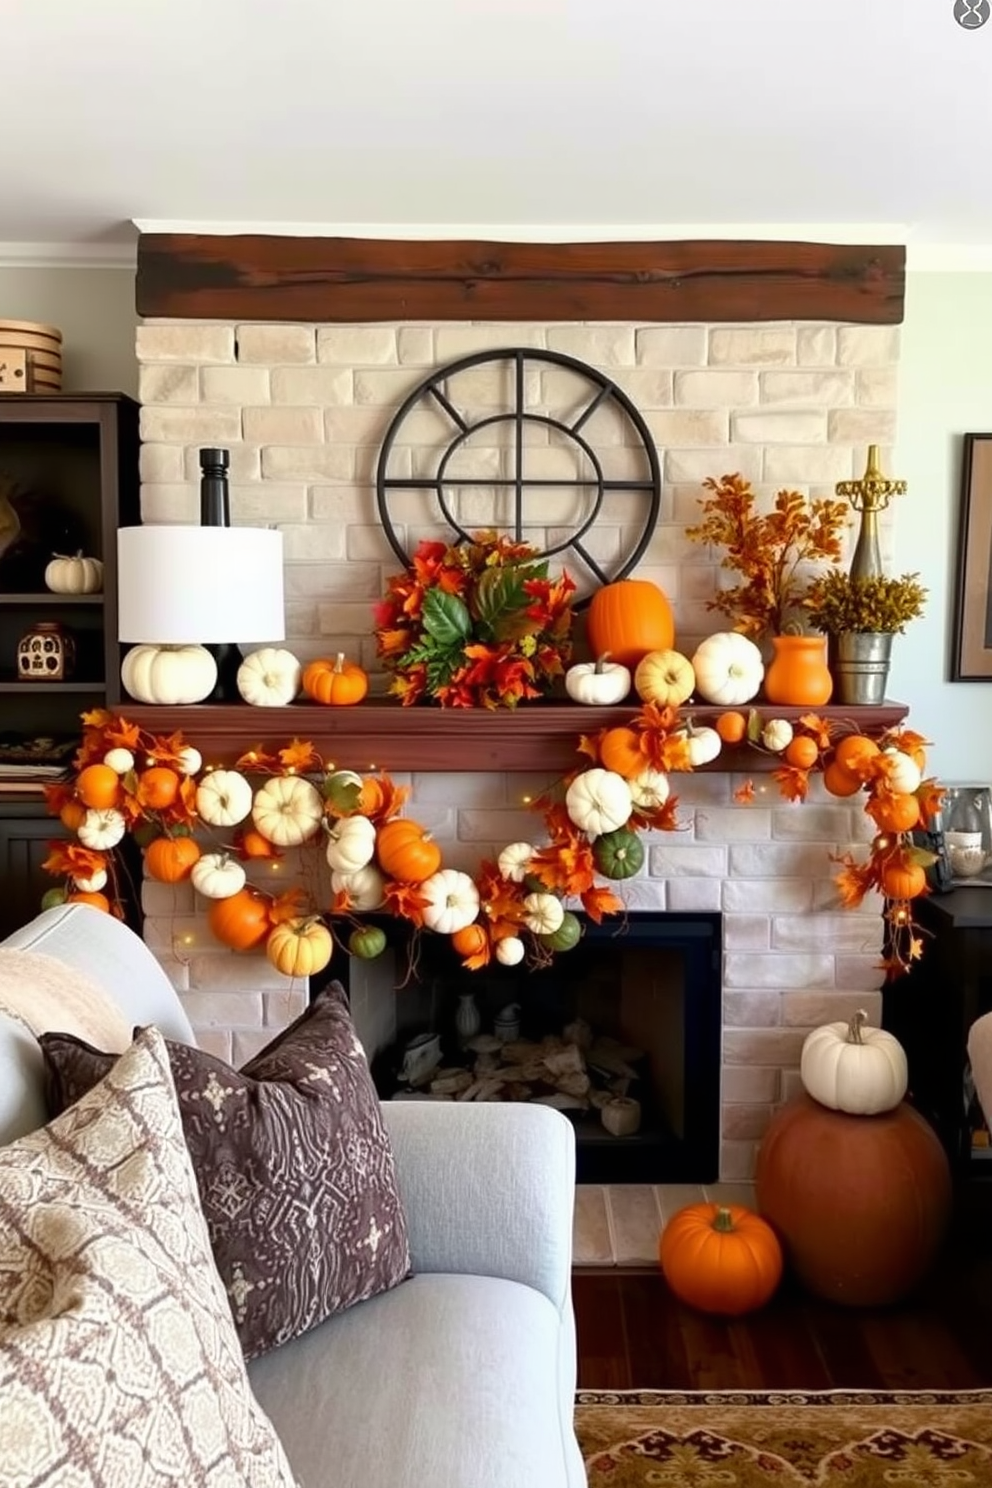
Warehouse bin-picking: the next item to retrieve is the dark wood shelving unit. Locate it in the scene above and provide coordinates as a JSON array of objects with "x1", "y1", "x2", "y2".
[
  {"x1": 119, "y1": 699, "x2": 910, "y2": 774},
  {"x1": 0, "y1": 593, "x2": 104, "y2": 606}
]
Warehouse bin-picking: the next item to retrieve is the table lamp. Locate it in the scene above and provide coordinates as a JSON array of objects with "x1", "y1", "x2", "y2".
[{"x1": 117, "y1": 525, "x2": 285, "y2": 703}]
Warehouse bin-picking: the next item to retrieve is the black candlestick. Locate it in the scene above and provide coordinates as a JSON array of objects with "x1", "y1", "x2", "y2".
[{"x1": 199, "y1": 447, "x2": 230, "y2": 527}]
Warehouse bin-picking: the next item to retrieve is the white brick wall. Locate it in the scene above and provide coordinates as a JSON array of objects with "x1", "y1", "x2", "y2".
[{"x1": 136, "y1": 314, "x2": 900, "y2": 1180}]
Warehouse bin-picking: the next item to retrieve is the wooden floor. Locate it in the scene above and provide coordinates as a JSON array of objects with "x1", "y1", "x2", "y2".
[{"x1": 574, "y1": 1183, "x2": 992, "y2": 1392}]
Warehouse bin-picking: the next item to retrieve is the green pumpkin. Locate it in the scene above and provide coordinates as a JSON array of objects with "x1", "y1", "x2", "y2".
[
  {"x1": 349, "y1": 925, "x2": 387, "y2": 960},
  {"x1": 592, "y1": 828, "x2": 644, "y2": 880},
  {"x1": 40, "y1": 886, "x2": 67, "y2": 911},
  {"x1": 538, "y1": 910, "x2": 582, "y2": 953}
]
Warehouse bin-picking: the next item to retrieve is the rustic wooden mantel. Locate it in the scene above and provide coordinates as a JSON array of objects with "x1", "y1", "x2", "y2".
[
  {"x1": 136, "y1": 236, "x2": 906, "y2": 324},
  {"x1": 121, "y1": 700, "x2": 910, "y2": 775}
]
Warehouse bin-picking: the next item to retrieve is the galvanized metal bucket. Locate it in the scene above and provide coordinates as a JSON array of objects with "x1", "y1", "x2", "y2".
[{"x1": 831, "y1": 631, "x2": 893, "y2": 706}]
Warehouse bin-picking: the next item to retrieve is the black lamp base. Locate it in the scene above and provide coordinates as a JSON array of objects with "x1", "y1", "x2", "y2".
[{"x1": 204, "y1": 642, "x2": 243, "y2": 702}]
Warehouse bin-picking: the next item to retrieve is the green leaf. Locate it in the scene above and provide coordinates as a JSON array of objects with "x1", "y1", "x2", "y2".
[
  {"x1": 746, "y1": 708, "x2": 763, "y2": 744},
  {"x1": 907, "y1": 845, "x2": 938, "y2": 869},
  {"x1": 421, "y1": 588, "x2": 471, "y2": 647},
  {"x1": 474, "y1": 566, "x2": 531, "y2": 634}
]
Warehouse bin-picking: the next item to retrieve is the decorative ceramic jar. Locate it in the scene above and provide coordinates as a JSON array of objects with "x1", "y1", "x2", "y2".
[
  {"x1": 455, "y1": 991, "x2": 482, "y2": 1045},
  {"x1": 763, "y1": 635, "x2": 833, "y2": 706},
  {"x1": 16, "y1": 620, "x2": 75, "y2": 681}
]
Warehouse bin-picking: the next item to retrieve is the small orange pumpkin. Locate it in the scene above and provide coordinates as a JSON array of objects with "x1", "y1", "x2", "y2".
[
  {"x1": 137, "y1": 765, "x2": 181, "y2": 810},
  {"x1": 376, "y1": 818, "x2": 442, "y2": 883},
  {"x1": 76, "y1": 763, "x2": 120, "y2": 810},
  {"x1": 659, "y1": 1202, "x2": 783, "y2": 1316},
  {"x1": 451, "y1": 923, "x2": 487, "y2": 957},
  {"x1": 715, "y1": 710, "x2": 747, "y2": 745},
  {"x1": 822, "y1": 760, "x2": 863, "y2": 798},
  {"x1": 834, "y1": 734, "x2": 881, "y2": 777},
  {"x1": 880, "y1": 854, "x2": 927, "y2": 900},
  {"x1": 59, "y1": 799, "x2": 88, "y2": 832},
  {"x1": 599, "y1": 726, "x2": 645, "y2": 779},
  {"x1": 868, "y1": 791, "x2": 921, "y2": 834},
  {"x1": 785, "y1": 735, "x2": 819, "y2": 770},
  {"x1": 145, "y1": 835, "x2": 201, "y2": 883},
  {"x1": 302, "y1": 651, "x2": 369, "y2": 706},
  {"x1": 239, "y1": 828, "x2": 280, "y2": 859},
  {"x1": 586, "y1": 579, "x2": 675, "y2": 670},
  {"x1": 66, "y1": 890, "x2": 111, "y2": 913},
  {"x1": 207, "y1": 887, "x2": 272, "y2": 950}
]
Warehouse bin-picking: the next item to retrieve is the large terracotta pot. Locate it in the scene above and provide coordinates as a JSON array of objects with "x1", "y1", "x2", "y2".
[
  {"x1": 755, "y1": 1094, "x2": 952, "y2": 1306},
  {"x1": 762, "y1": 634, "x2": 834, "y2": 706}
]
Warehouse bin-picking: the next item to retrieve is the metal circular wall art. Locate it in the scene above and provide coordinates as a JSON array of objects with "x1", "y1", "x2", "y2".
[{"x1": 375, "y1": 348, "x2": 661, "y2": 606}]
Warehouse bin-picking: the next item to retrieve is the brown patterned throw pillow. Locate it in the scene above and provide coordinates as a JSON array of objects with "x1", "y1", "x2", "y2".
[
  {"x1": 0, "y1": 1027, "x2": 298, "y2": 1488},
  {"x1": 41, "y1": 982, "x2": 411, "y2": 1362}
]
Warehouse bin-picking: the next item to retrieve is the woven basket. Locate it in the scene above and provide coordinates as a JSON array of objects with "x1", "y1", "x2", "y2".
[{"x1": 0, "y1": 320, "x2": 62, "y2": 392}]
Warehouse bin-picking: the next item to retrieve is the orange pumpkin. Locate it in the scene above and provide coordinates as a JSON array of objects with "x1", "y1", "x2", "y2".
[
  {"x1": 66, "y1": 890, "x2": 111, "y2": 913},
  {"x1": 239, "y1": 829, "x2": 279, "y2": 859},
  {"x1": 451, "y1": 923, "x2": 487, "y2": 957},
  {"x1": 599, "y1": 726, "x2": 645, "y2": 779},
  {"x1": 822, "y1": 760, "x2": 863, "y2": 798},
  {"x1": 868, "y1": 791, "x2": 921, "y2": 834},
  {"x1": 145, "y1": 835, "x2": 201, "y2": 883},
  {"x1": 785, "y1": 735, "x2": 819, "y2": 770},
  {"x1": 376, "y1": 819, "x2": 442, "y2": 882},
  {"x1": 137, "y1": 765, "x2": 180, "y2": 809},
  {"x1": 76, "y1": 763, "x2": 121, "y2": 810},
  {"x1": 59, "y1": 799, "x2": 88, "y2": 832},
  {"x1": 834, "y1": 734, "x2": 880, "y2": 776},
  {"x1": 659, "y1": 1202, "x2": 783, "y2": 1316},
  {"x1": 715, "y1": 710, "x2": 747, "y2": 745},
  {"x1": 302, "y1": 652, "x2": 369, "y2": 706},
  {"x1": 357, "y1": 776, "x2": 385, "y2": 816},
  {"x1": 880, "y1": 855, "x2": 927, "y2": 900},
  {"x1": 207, "y1": 888, "x2": 272, "y2": 950},
  {"x1": 586, "y1": 579, "x2": 675, "y2": 670}
]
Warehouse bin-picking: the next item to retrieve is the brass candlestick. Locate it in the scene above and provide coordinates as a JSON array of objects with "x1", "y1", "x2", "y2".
[{"x1": 835, "y1": 445, "x2": 907, "y2": 581}]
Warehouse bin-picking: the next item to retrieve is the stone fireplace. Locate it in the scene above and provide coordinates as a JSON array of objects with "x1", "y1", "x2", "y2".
[{"x1": 134, "y1": 289, "x2": 900, "y2": 1181}]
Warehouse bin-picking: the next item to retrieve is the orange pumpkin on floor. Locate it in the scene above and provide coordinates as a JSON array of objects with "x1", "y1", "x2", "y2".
[{"x1": 659, "y1": 1202, "x2": 783, "y2": 1316}]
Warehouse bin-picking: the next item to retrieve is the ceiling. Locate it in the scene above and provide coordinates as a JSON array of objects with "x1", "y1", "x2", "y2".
[{"x1": 2, "y1": 0, "x2": 990, "y2": 258}]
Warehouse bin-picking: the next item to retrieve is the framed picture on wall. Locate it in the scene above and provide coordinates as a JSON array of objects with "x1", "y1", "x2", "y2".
[{"x1": 951, "y1": 432, "x2": 992, "y2": 680}]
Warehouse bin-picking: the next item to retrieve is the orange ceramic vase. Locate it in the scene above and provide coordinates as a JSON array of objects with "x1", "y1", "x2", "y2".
[{"x1": 763, "y1": 635, "x2": 833, "y2": 706}]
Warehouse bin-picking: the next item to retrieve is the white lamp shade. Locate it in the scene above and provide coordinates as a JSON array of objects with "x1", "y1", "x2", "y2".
[{"x1": 117, "y1": 526, "x2": 285, "y2": 645}]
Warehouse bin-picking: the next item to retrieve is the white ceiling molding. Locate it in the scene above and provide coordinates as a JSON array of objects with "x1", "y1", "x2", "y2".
[{"x1": 0, "y1": 241, "x2": 137, "y2": 270}]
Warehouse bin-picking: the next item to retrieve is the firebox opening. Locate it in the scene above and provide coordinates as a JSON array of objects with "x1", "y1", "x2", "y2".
[{"x1": 328, "y1": 911, "x2": 722, "y2": 1184}]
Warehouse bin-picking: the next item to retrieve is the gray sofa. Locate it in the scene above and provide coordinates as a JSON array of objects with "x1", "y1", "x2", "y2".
[{"x1": 0, "y1": 904, "x2": 586, "y2": 1488}]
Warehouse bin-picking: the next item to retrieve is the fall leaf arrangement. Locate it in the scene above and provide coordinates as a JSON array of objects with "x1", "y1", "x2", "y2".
[
  {"x1": 373, "y1": 531, "x2": 576, "y2": 708},
  {"x1": 42, "y1": 702, "x2": 941, "y2": 983},
  {"x1": 804, "y1": 569, "x2": 928, "y2": 635},
  {"x1": 685, "y1": 473, "x2": 849, "y2": 638}
]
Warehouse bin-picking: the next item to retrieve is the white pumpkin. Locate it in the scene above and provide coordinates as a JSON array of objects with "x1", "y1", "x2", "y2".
[
  {"x1": 77, "y1": 807, "x2": 125, "y2": 851},
  {"x1": 330, "y1": 863, "x2": 386, "y2": 911},
  {"x1": 691, "y1": 632, "x2": 764, "y2": 707},
  {"x1": 800, "y1": 1009, "x2": 908, "y2": 1116},
  {"x1": 196, "y1": 769, "x2": 253, "y2": 828},
  {"x1": 761, "y1": 718, "x2": 794, "y2": 753},
  {"x1": 564, "y1": 655, "x2": 632, "y2": 706},
  {"x1": 882, "y1": 748, "x2": 922, "y2": 795},
  {"x1": 419, "y1": 869, "x2": 481, "y2": 935},
  {"x1": 190, "y1": 852, "x2": 247, "y2": 900},
  {"x1": 103, "y1": 747, "x2": 134, "y2": 775},
  {"x1": 496, "y1": 936, "x2": 526, "y2": 967},
  {"x1": 634, "y1": 649, "x2": 695, "y2": 707},
  {"x1": 236, "y1": 647, "x2": 303, "y2": 707},
  {"x1": 72, "y1": 868, "x2": 107, "y2": 894},
  {"x1": 121, "y1": 643, "x2": 217, "y2": 705},
  {"x1": 252, "y1": 776, "x2": 324, "y2": 846},
  {"x1": 498, "y1": 841, "x2": 535, "y2": 883},
  {"x1": 628, "y1": 767, "x2": 670, "y2": 811},
  {"x1": 677, "y1": 724, "x2": 723, "y2": 768},
  {"x1": 177, "y1": 745, "x2": 203, "y2": 777},
  {"x1": 45, "y1": 551, "x2": 103, "y2": 595},
  {"x1": 565, "y1": 769, "x2": 633, "y2": 837},
  {"x1": 325, "y1": 814, "x2": 376, "y2": 874},
  {"x1": 523, "y1": 892, "x2": 565, "y2": 936}
]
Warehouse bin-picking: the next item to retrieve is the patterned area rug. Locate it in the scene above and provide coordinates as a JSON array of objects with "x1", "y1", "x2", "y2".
[{"x1": 576, "y1": 1389, "x2": 992, "y2": 1485}]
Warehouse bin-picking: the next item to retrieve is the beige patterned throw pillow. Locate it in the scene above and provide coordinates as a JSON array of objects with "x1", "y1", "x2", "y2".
[{"x1": 0, "y1": 1027, "x2": 298, "y2": 1488}]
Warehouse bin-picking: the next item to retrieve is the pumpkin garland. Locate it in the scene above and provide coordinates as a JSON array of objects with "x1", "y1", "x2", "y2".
[{"x1": 42, "y1": 700, "x2": 943, "y2": 982}]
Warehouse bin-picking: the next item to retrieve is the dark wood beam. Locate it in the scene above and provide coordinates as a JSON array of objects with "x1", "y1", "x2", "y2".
[{"x1": 136, "y1": 236, "x2": 906, "y2": 324}]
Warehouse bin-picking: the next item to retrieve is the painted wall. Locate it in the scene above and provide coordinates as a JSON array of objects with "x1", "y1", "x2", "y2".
[
  {"x1": 891, "y1": 272, "x2": 992, "y2": 782},
  {"x1": 0, "y1": 266, "x2": 137, "y2": 395}
]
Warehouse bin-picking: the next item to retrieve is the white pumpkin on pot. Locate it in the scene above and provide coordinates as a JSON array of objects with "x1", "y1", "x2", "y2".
[
  {"x1": 691, "y1": 632, "x2": 764, "y2": 707},
  {"x1": 236, "y1": 647, "x2": 303, "y2": 707},
  {"x1": 634, "y1": 648, "x2": 695, "y2": 707},
  {"x1": 45, "y1": 551, "x2": 103, "y2": 595},
  {"x1": 325, "y1": 814, "x2": 376, "y2": 874},
  {"x1": 196, "y1": 769, "x2": 253, "y2": 828},
  {"x1": 564, "y1": 655, "x2": 632, "y2": 706},
  {"x1": 565, "y1": 768, "x2": 633, "y2": 837},
  {"x1": 121, "y1": 643, "x2": 218, "y2": 705},
  {"x1": 190, "y1": 852, "x2": 247, "y2": 900},
  {"x1": 252, "y1": 776, "x2": 324, "y2": 846},
  {"x1": 419, "y1": 869, "x2": 480, "y2": 935},
  {"x1": 800, "y1": 1009, "x2": 908, "y2": 1115}
]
